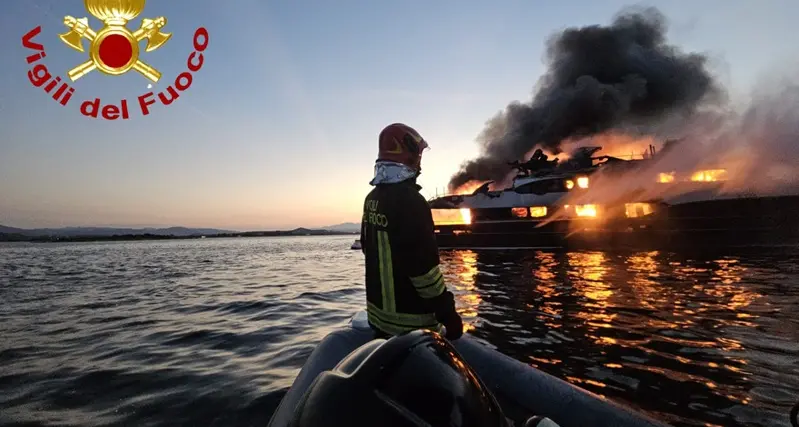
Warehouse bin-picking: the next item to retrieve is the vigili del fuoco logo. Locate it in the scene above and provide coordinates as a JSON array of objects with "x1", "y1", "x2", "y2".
[{"x1": 21, "y1": 0, "x2": 209, "y2": 120}]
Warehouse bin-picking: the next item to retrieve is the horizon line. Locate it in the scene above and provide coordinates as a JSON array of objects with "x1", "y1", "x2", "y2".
[{"x1": 0, "y1": 222, "x2": 362, "y2": 233}]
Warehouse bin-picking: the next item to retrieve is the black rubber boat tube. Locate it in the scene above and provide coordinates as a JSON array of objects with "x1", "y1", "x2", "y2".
[
  {"x1": 452, "y1": 337, "x2": 670, "y2": 427},
  {"x1": 268, "y1": 326, "x2": 672, "y2": 427}
]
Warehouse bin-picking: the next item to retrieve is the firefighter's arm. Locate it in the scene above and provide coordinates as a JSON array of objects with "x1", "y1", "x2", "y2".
[{"x1": 403, "y1": 194, "x2": 463, "y2": 339}]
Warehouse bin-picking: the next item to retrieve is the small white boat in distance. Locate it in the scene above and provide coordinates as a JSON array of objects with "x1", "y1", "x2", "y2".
[{"x1": 350, "y1": 239, "x2": 361, "y2": 250}]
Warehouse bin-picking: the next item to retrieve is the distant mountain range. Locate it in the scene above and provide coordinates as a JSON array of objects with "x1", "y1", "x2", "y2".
[
  {"x1": 0, "y1": 222, "x2": 360, "y2": 242},
  {"x1": 0, "y1": 225, "x2": 24, "y2": 234},
  {"x1": 0, "y1": 225, "x2": 233, "y2": 237},
  {"x1": 320, "y1": 222, "x2": 360, "y2": 233}
]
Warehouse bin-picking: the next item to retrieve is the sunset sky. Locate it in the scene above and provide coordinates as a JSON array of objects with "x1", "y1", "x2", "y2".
[{"x1": 1, "y1": 0, "x2": 797, "y2": 230}]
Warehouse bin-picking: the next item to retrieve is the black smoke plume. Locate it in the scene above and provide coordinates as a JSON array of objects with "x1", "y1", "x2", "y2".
[{"x1": 448, "y1": 6, "x2": 725, "y2": 191}]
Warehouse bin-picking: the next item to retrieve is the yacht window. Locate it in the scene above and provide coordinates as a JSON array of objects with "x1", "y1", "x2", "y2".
[{"x1": 516, "y1": 180, "x2": 562, "y2": 195}]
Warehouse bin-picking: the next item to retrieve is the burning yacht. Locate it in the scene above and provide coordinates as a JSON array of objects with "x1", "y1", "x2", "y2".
[
  {"x1": 428, "y1": 143, "x2": 799, "y2": 250},
  {"x1": 426, "y1": 7, "x2": 799, "y2": 251}
]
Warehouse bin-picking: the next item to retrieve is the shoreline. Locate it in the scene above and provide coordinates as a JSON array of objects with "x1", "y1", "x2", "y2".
[{"x1": 0, "y1": 230, "x2": 359, "y2": 243}]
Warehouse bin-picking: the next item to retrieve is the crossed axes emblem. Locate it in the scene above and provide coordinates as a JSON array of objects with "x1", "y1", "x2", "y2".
[{"x1": 59, "y1": 12, "x2": 171, "y2": 83}]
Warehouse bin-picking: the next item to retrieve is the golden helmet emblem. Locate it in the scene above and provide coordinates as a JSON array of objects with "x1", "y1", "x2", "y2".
[
  {"x1": 85, "y1": 0, "x2": 147, "y2": 25},
  {"x1": 59, "y1": 0, "x2": 171, "y2": 82}
]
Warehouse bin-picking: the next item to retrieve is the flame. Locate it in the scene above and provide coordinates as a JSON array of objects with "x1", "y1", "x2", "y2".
[
  {"x1": 432, "y1": 208, "x2": 472, "y2": 226},
  {"x1": 691, "y1": 169, "x2": 727, "y2": 182},
  {"x1": 511, "y1": 207, "x2": 528, "y2": 218},
  {"x1": 575, "y1": 204, "x2": 598, "y2": 218},
  {"x1": 658, "y1": 172, "x2": 676, "y2": 183},
  {"x1": 625, "y1": 203, "x2": 654, "y2": 218},
  {"x1": 447, "y1": 126, "x2": 784, "y2": 219},
  {"x1": 530, "y1": 206, "x2": 547, "y2": 217},
  {"x1": 453, "y1": 180, "x2": 487, "y2": 195},
  {"x1": 460, "y1": 208, "x2": 472, "y2": 224}
]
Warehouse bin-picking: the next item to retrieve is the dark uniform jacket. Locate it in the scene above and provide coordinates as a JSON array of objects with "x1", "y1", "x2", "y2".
[{"x1": 360, "y1": 179, "x2": 458, "y2": 336}]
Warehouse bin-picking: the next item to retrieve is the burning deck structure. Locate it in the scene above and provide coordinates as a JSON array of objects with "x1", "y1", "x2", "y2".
[{"x1": 428, "y1": 141, "x2": 799, "y2": 250}]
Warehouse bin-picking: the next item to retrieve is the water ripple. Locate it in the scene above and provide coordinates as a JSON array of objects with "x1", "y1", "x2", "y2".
[{"x1": 1, "y1": 237, "x2": 797, "y2": 426}]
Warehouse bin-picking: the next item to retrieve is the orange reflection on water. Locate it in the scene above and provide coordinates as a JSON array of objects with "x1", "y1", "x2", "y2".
[
  {"x1": 626, "y1": 251, "x2": 661, "y2": 310},
  {"x1": 446, "y1": 250, "x2": 482, "y2": 333},
  {"x1": 530, "y1": 356, "x2": 562, "y2": 366},
  {"x1": 604, "y1": 254, "x2": 757, "y2": 403},
  {"x1": 695, "y1": 258, "x2": 761, "y2": 328},
  {"x1": 533, "y1": 252, "x2": 564, "y2": 329},
  {"x1": 568, "y1": 252, "x2": 617, "y2": 331},
  {"x1": 565, "y1": 376, "x2": 607, "y2": 389},
  {"x1": 709, "y1": 259, "x2": 759, "y2": 314},
  {"x1": 439, "y1": 248, "x2": 769, "y2": 412},
  {"x1": 533, "y1": 252, "x2": 557, "y2": 281}
]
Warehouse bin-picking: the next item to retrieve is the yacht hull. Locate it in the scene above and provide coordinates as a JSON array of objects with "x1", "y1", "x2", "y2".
[{"x1": 433, "y1": 196, "x2": 799, "y2": 250}]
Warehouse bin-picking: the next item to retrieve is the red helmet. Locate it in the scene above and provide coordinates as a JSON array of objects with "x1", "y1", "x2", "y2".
[{"x1": 377, "y1": 123, "x2": 429, "y2": 170}]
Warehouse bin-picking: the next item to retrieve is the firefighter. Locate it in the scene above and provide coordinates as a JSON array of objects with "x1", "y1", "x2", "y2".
[{"x1": 360, "y1": 123, "x2": 463, "y2": 340}]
